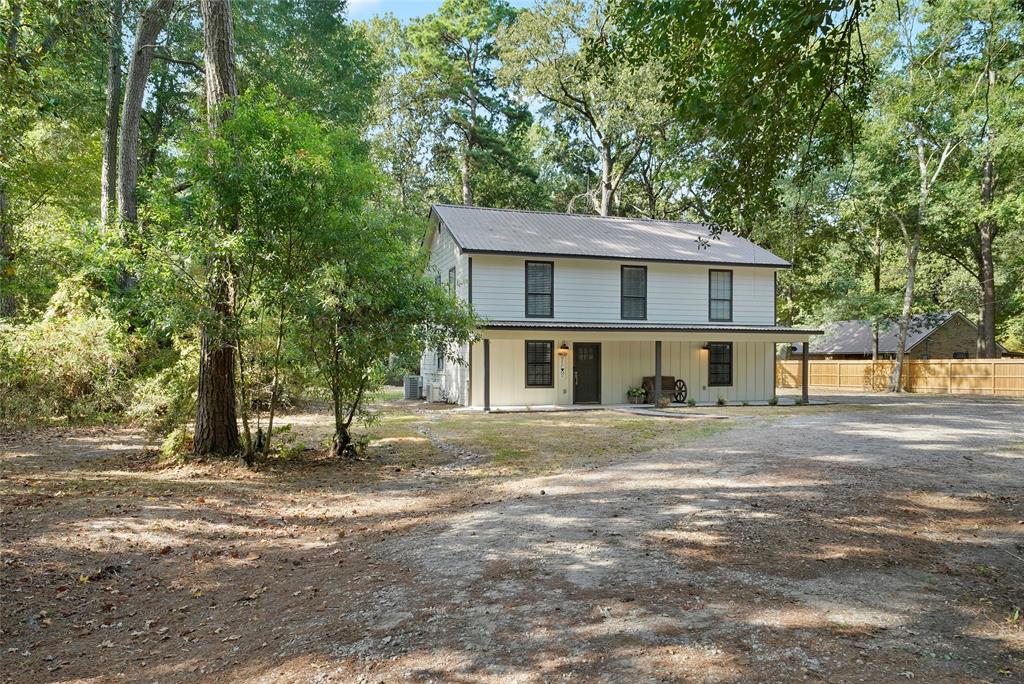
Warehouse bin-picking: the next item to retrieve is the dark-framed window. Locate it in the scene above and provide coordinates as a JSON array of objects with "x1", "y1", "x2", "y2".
[
  {"x1": 448, "y1": 266, "x2": 456, "y2": 294},
  {"x1": 621, "y1": 265, "x2": 647, "y2": 320},
  {"x1": 708, "y1": 342, "x2": 732, "y2": 386},
  {"x1": 525, "y1": 340, "x2": 554, "y2": 387},
  {"x1": 709, "y1": 269, "x2": 733, "y2": 321},
  {"x1": 525, "y1": 261, "x2": 554, "y2": 318},
  {"x1": 436, "y1": 349, "x2": 444, "y2": 371}
]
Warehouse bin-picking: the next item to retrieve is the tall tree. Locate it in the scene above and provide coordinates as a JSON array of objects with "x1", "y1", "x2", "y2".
[
  {"x1": 406, "y1": 0, "x2": 528, "y2": 206},
  {"x1": 499, "y1": 0, "x2": 669, "y2": 216},
  {"x1": 193, "y1": 0, "x2": 241, "y2": 456},
  {"x1": 860, "y1": 1, "x2": 973, "y2": 390},
  {"x1": 100, "y1": 0, "x2": 122, "y2": 226},
  {"x1": 117, "y1": 0, "x2": 176, "y2": 229},
  {"x1": 612, "y1": 0, "x2": 870, "y2": 225},
  {"x1": 1, "y1": 0, "x2": 104, "y2": 316}
]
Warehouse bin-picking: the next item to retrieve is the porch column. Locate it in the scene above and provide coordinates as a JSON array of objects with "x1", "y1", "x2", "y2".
[
  {"x1": 483, "y1": 338, "x2": 491, "y2": 412},
  {"x1": 801, "y1": 341, "x2": 809, "y2": 403},
  {"x1": 654, "y1": 340, "x2": 662, "y2": 404}
]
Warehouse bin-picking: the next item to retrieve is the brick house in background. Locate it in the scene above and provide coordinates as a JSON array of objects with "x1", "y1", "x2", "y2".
[{"x1": 808, "y1": 312, "x2": 1010, "y2": 360}]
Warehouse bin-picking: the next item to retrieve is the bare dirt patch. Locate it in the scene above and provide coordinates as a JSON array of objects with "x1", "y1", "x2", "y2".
[{"x1": 2, "y1": 395, "x2": 1022, "y2": 683}]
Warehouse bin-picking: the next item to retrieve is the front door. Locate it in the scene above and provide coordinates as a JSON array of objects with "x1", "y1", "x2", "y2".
[{"x1": 573, "y1": 343, "x2": 601, "y2": 404}]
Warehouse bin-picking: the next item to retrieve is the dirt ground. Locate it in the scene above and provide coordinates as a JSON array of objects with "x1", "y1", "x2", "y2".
[{"x1": 2, "y1": 394, "x2": 1022, "y2": 683}]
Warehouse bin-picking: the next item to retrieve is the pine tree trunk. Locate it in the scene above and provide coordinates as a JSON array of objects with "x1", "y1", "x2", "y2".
[
  {"x1": 0, "y1": 187, "x2": 13, "y2": 316},
  {"x1": 460, "y1": 150, "x2": 473, "y2": 206},
  {"x1": 193, "y1": 0, "x2": 241, "y2": 457},
  {"x1": 117, "y1": 0, "x2": 175, "y2": 230},
  {"x1": 100, "y1": 0, "x2": 122, "y2": 227},
  {"x1": 977, "y1": 68, "x2": 998, "y2": 358},
  {"x1": 194, "y1": 277, "x2": 241, "y2": 456}
]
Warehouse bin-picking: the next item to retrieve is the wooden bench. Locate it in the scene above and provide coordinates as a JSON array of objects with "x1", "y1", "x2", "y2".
[{"x1": 641, "y1": 376, "x2": 675, "y2": 404}]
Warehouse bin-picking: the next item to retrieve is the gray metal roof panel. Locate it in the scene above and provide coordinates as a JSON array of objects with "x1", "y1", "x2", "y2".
[
  {"x1": 431, "y1": 204, "x2": 790, "y2": 267},
  {"x1": 810, "y1": 312, "x2": 957, "y2": 355}
]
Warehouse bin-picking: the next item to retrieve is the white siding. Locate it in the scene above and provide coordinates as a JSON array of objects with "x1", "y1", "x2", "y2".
[
  {"x1": 470, "y1": 336, "x2": 777, "y2": 407},
  {"x1": 470, "y1": 255, "x2": 777, "y2": 325},
  {"x1": 420, "y1": 224, "x2": 470, "y2": 404}
]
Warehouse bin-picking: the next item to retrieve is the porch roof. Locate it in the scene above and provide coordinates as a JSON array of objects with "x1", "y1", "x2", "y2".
[{"x1": 479, "y1": 320, "x2": 822, "y2": 336}]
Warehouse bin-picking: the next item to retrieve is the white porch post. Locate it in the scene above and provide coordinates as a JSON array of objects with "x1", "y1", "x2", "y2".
[
  {"x1": 483, "y1": 338, "x2": 491, "y2": 412},
  {"x1": 801, "y1": 341, "x2": 809, "y2": 403}
]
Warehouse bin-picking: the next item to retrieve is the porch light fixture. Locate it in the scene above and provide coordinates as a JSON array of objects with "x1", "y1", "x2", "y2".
[
  {"x1": 557, "y1": 342, "x2": 570, "y2": 356},
  {"x1": 701, "y1": 343, "x2": 710, "y2": 351}
]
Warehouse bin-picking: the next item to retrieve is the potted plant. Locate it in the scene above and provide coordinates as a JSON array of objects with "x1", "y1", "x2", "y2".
[{"x1": 627, "y1": 386, "x2": 646, "y2": 404}]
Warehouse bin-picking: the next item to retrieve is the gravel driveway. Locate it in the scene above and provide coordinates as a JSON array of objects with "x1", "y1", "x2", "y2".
[
  {"x1": 3, "y1": 394, "x2": 1022, "y2": 683},
  {"x1": 324, "y1": 394, "x2": 1024, "y2": 683}
]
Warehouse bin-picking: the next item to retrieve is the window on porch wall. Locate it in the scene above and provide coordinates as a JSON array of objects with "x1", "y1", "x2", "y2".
[
  {"x1": 708, "y1": 342, "x2": 732, "y2": 386},
  {"x1": 525, "y1": 341, "x2": 554, "y2": 387}
]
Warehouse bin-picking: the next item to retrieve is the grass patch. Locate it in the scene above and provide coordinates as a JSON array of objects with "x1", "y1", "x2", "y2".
[{"x1": 429, "y1": 410, "x2": 728, "y2": 477}]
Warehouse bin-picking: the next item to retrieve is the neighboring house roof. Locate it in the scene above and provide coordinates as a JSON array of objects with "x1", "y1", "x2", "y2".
[
  {"x1": 809, "y1": 312, "x2": 1002, "y2": 355},
  {"x1": 483, "y1": 321, "x2": 821, "y2": 335},
  {"x1": 429, "y1": 204, "x2": 790, "y2": 268}
]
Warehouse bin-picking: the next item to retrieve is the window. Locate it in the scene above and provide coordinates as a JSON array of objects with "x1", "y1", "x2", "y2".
[
  {"x1": 525, "y1": 261, "x2": 553, "y2": 318},
  {"x1": 435, "y1": 350, "x2": 444, "y2": 371},
  {"x1": 435, "y1": 273, "x2": 442, "y2": 287},
  {"x1": 448, "y1": 266, "x2": 456, "y2": 295},
  {"x1": 953, "y1": 351, "x2": 968, "y2": 359},
  {"x1": 708, "y1": 342, "x2": 732, "y2": 386},
  {"x1": 621, "y1": 265, "x2": 647, "y2": 320},
  {"x1": 525, "y1": 340, "x2": 554, "y2": 387},
  {"x1": 709, "y1": 269, "x2": 733, "y2": 321}
]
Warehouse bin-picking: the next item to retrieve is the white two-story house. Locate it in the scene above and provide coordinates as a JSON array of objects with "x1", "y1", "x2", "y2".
[{"x1": 421, "y1": 204, "x2": 818, "y2": 408}]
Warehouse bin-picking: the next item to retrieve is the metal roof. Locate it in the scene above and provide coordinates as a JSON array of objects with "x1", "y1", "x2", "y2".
[
  {"x1": 430, "y1": 204, "x2": 790, "y2": 268},
  {"x1": 809, "y1": 312, "x2": 984, "y2": 355},
  {"x1": 482, "y1": 320, "x2": 821, "y2": 336}
]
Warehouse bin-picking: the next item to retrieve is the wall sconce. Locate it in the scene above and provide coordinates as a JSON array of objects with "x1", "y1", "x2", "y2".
[
  {"x1": 701, "y1": 343, "x2": 709, "y2": 351},
  {"x1": 557, "y1": 342, "x2": 570, "y2": 356}
]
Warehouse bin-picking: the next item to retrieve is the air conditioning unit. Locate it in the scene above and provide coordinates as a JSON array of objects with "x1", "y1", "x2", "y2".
[{"x1": 403, "y1": 374, "x2": 422, "y2": 400}]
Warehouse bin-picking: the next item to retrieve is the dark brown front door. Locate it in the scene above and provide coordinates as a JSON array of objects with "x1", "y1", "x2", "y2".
[{"x1": 573, "y1": 343, "x2": 601, "y2": 404}]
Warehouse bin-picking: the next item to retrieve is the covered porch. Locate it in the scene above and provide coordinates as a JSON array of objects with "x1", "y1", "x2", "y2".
[{"x1": 469, "y1": 323, "x2": 819, "y2": 410}]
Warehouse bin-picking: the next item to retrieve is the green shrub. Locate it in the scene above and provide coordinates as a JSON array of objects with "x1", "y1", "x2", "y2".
[
  {"x1": 0, "y1": 311, "x2": 144, "y2": 425},
  {"x1": 768, "y1": 396, "x2": 779, "y2": 406},
  {"x1": 716, "y1": 396, "x2": 727, "y2": 406},
  {"x1": 128, "y1": 340, "x2": 198, "y2": 434},
  {"x1": 686, "y1": 397, "x2": 696, "y2": 407}
]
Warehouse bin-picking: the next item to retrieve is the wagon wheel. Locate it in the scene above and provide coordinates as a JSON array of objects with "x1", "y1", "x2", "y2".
[{"x1": 673, "y1": 379, "x2": 688, "y2": 403}]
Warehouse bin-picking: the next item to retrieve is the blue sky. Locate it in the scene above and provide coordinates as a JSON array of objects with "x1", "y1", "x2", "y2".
[{"x1": 348, "y1": 0, "x2": 533, "y2": 21}]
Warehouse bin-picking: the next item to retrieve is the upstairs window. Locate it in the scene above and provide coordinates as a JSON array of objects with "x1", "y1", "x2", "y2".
[
  {"x1": 448, "y1": 266, "x2": 456, "y2": 295},
  {"x1": 525, "y1": 341, "x2": 554, "y2": 387},
  {"x1": 709, "y1": 269, "x2": 733, "y2": 321},
  {"x1": 525, "y1": 261, "x2": 554, "y2": 318},
  {"x1": 621, "y1": 265, "x2": 647, "y2": 320},
  {"x1": 708, "y1": 342, "x2": 732, "y2": 386}
]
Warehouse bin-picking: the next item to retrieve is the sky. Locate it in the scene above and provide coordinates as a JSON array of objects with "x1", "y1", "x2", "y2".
[{"x1": 347, "y1": 0, "x2": 533, "y2": 21}]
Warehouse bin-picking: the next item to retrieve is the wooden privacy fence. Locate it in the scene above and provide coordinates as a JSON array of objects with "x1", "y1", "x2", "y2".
[{"x1": 777, "y1": 359, "x2": 1024, "y2": 397}]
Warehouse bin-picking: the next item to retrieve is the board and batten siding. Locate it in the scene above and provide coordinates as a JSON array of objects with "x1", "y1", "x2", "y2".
[
  {"x1": 470, "y1": 255, "x2": 777, "y2": 325},
  {"x1": 469, "y1": 338, "x2": 776, "y2": 407},
  {"x1": 420, "y1": 224, "x2": 470, "y2": 404}
]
